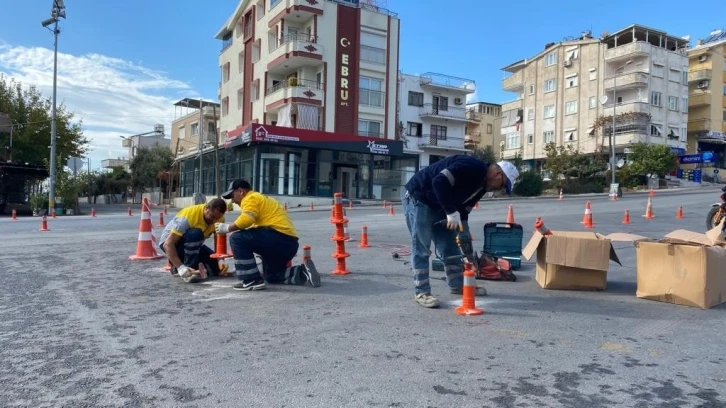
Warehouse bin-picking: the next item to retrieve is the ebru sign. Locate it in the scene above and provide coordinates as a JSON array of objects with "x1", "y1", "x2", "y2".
[{"x1": 334, "y1": 6, "x2": 360, "y2": 135}]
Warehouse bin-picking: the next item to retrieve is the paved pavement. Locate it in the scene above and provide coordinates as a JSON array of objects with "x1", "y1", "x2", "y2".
[{"x1": 1, "y1": 187, "x2": 725, "y2": 407}]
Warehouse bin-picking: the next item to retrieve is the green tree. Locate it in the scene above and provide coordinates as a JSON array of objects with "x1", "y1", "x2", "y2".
[
  {"x1": 129, "y1": 145, "x2": 174, "y2": 192},
  {"x1": 543, "y1": 142, "x2": 574, "y2": 183},
  {"x1": 0, "y1": 75, "x2": 88, "y2": 166},
  {"x1": 469, "y1": 145, "x2": 497, "y2": 164},
  {"x1": 628, "y1": 142, "x2": 677, "y2": 178}
]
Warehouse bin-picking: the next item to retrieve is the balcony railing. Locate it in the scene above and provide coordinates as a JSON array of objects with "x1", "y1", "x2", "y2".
[
  {"x1": 327, "y1": 0, "x2": 399, "y2": 17},
  {"x1": 358, "y1": 131, "x2": 384, "y2": 138},
  {"x1": 689, "y1": 92, "x2": 711, "y2": 107},
  {"x1": 603, "y1": 71, "x2": 649, "y2": 90},
  {"x1": 688, "y1": 69, "x2": 712, "y2": 83},
  {"x1": 688, "y1": 119, "x2": 712, "y2": 133},
  {"x1": 604, "y1": 42, "x2": 650, "y2": 61},
  {"x1": 265, "y1": 78, "x2": 325, "y2": 106},
  {"x1": 418, "y1": 134, "x2": 465, "y2": 149},
  {"x1": 265, "y1": 78, "x2": 323, "y2": 95},
  {"x1": 359, "y1": 89, "x2": 385, "y2": 108},
  {"x1": 419, "y1": 103, "x2": 468, "y2": 120},
  {"x1": 420, "y1": 73, "x2": 475, "y2": 93},
  {"x1": 464, "y1": 133, "x2": 482, "y2": 144},
  {"x1": 465, "y1": 110, "x2": 482, "y2": 122},
  {"x1": 269, "y1": 33, "x2": 319, "y2": 53},
  {"x1": 502, "y1": 70, "x2": 524, "y2": 91},
  {"x1": 601, "y1": 101, "x2": 651, "y2": 115}
]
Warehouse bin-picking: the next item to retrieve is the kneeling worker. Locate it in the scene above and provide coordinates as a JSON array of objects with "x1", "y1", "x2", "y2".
[
  {"x1": 214, "y1": 179, "x2": 320, "y2": 291},
  {"x1": 159, "y1": 198, "x2": 228, "y2": 283}
]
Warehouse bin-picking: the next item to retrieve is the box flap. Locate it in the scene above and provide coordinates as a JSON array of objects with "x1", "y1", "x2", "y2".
[
  {"x1": 663, "y1": 217, "x2": 726, "y2": 247},
  {"x1": 522, "y1": 230, "x2": 544, "y2": 261},
  {"x1": 545, "y1": 235, "x2": 612, "y2": 270},
  {"x1": 705, "y1": 217, "x2": 726, "y2": 245},
  {"x1": 601, "y1": 232, "x2": 651, "y2": 242}
]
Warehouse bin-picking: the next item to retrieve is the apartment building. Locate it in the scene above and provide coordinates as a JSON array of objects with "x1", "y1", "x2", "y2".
[
  {"x1": 101, "y1": 125, "x2": 169, "y2": 171},
  {"x1": 169, "y1": 99, "x2": 221, "y2": 196},
  {"x1": 464, "y1": 102, "x2": 503, "y2": 157},
  {"x1": 686, "y1": 29, "x2": 726, "y2": 169},
  {"x1": 212, "y1": 0, "x2": 402, "y2": 200},
  {"x1": 500, "y1": 25, "x2": 689, "y2": 173},
  {"x1": 398, "y1": 72, "x2": 476, "y2": 168}
]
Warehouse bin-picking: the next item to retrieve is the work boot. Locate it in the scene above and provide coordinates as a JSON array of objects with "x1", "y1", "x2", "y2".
[{"x1": 415, "y1": 293, "x2": 440, "y2": 308}]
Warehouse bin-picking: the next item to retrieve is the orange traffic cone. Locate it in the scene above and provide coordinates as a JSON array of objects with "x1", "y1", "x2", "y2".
[
  {"x1": 162, "y1": 258, "x2": 172, "y2": 272},
  {"x1": 649, "y1": 187, "x2": 655, "y2": 197},
  {"x1": 348, "y1": 200, "x2": 353, "y2": 209},
  {"x1": 676, "y1": 206, "x2": 684, "y2": 219},
  {"x1": 389, "y1": 205, "x2": 395, "y2": 216},
  {"x1": 383, "y1": 200, "x2": 387, "y2": 208},
  {"x1": 11, "y1": 209, "x2": 17, "y2": 220},
  {"x1": 534, "y1": 217, "x2": 553, "y2": 236},
  {"x1": 51, "y1": 209, "x2": 56, "y2": 219},
  {"x1": 129, "y1": 198, "x2": 164, "y2": 260},
  {"x1": 358, "y1": 225, "x2": 371, "y2": 248},
  {"x1": 474, "y1": 202, "x2": 479, "y2": 210},
  {"x1": 302, "y1": 245, "x2": 312, "y2": 263},
  {"x1": 506, "y1": 205, "x2": 515, "y2": 224},
  {"x1": 210, "y1": 233, "x2": 231, "y2": 259},
  {"x1": 128, "y1": 207, "x2": 132, "y2": 216},
  {"x1": 331, "y1": 193, "x2": 351, "y2": 275},
  {"x1": 310, "y1": 202, "x2": 314, "y2": 211},
  {"x1": 91, "y1": 208, "x2": 96, "y2": 218},
  {"x1": 158, "y1": 212, "x2": 164, "y2": 227},
  {"x1": 583, "y1": 201, "x2": 595, "y2": 229},
  {"x1": 558, "y1": 189, "x2": 564, "y2": 201},
  {"x1": 580, "y1": 202, "x2": 590, "y2": 224},
  {"x1": 39, "y1": 215, "x2": 49, "y2": 232},
  {"x1": 643, "y1": 197, "x2": 655, "y2": 220},
  {"x1": 284, "y1": 202, "x2": 288, "y2": 212},
  {"x1": 455, "y1": 262, "x2": 483, "y2": 316},
  {"x1": 164, "y1": 205, "x2": 168, "y2": 215},
  {"x1": 622, "y1": 210, "x2": 631, "y2": 225}
]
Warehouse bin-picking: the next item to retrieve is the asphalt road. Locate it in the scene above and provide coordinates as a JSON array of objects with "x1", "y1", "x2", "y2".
[{"x1": 1, "y1": 188, "x2": 725, "y2": 407}]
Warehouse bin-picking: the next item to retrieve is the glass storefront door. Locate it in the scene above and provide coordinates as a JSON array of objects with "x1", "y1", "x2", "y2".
[{"x1": 259, "y1": 153, "x2": 285, "y2": 195}]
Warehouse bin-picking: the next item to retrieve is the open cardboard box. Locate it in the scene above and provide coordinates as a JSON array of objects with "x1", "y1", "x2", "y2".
[
  {"x1": 632, "y1": 219, "x2": 726, "y2": 309},
  {"x1": 522, "y1": 231, "x2": 622, "y2": 291}
]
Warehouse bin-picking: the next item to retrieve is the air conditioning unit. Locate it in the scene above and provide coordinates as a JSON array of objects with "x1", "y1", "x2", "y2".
[
  {"x1": 698, "y1": 55, "x2": 708, "y2": 62},
  {"x1": 563, "y1": 60, "x2": 572, "y2": 67},
  {"x1": 454, "y1": 97, "x2": 463, "y2": 105},
  {"x1": 698, "y1": 80, "x2": 710, "y2": 88}
]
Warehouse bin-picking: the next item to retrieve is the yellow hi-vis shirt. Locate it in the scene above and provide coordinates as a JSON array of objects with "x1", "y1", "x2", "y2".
[
  {"x1": 160, "y1": 204, "x2": 224, "y2": 243},
  {"x1": 234, "y1": 192, "x2": 298, "y2": 239}
]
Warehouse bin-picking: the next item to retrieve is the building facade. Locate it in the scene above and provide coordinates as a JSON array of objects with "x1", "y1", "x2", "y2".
[
  {"x1": 398, "y1": 72, "x2": 476, "y2": 168},
  {"x1": 464, "y1": 102, "x2": 502, "y2": 157},
  {"x1": 101, "y1": 125, "x2": 169, "y2": 171},
  {"x1": 686, "y1": 29, "x2": 726, "y2": 170},
  {"x1": 211, "y1": 0, "x2": 404, "y2": 200},
  {"x1": 500, "y1": 25, "x2": 689, "y2": 174}
]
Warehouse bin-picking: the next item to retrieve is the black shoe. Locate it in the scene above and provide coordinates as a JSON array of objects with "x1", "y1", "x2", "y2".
[
  {"x1": 301, "y1": 260, "x2": 321, "y2": 288},
  {"x1": 232, "y1": 278, "x2": 266, "y2": 291}
]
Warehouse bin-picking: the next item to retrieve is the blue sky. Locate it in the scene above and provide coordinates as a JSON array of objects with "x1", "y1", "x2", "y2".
[{"x1": 0, "y1": 0, "x2": 722, "y2": 164}]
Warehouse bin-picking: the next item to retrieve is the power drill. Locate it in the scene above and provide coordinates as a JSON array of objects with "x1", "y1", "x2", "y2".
[{"x1": 434, "y1": 220, "x2": 480, "y2": 267}]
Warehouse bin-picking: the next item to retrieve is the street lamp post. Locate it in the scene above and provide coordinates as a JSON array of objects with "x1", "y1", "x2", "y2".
[
  {"x1": 610, "y1": 59, "x2": 632, "y2": 189},
  {"x1": 42, "y1": 0, "x2": 66, "y2": 215}
]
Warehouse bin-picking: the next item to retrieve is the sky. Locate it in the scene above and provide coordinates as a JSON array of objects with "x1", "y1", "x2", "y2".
[{"x1": 0, "y1": 0, "x2": 722, "y2": 167}]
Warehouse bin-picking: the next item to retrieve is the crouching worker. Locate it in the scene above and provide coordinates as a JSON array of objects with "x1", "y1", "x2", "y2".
[
  {"x1": 159, "y1": 198, "x2": 228, "y2": 283},
  {"x1": 215, "y1": 179, "x2": 321, "y2": 291}
]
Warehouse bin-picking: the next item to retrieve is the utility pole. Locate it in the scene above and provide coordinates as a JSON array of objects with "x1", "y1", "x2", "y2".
[
  {"x1": 42, "y1": 0, "x2": 66, "y2": 215},
  {"x1": 198, "y1": 98, "x2": 204, "y2": 197},
  {"x1": 213, "y1": 104, "x2": 221, "y2": 197}
]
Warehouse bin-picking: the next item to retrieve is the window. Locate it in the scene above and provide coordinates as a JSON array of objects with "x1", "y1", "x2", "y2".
[
  {"x1": 222, "y1": 63, "x2": 230, "y2": 82},
  {"x1": 545, "y1": 52, "x2": 557, "y2": 66},
  {"x1": 256, "y1": 0, "x2": 265, "y2": 19},
  {"x1": 589, "y1": 68, "x2": 597, "y2": 81},
  {"x1": 527, "y1": 134, "x2": 533, "y2": 144},
  {"x1": 543, "y1": 131, "x2": 554, "y2": 144},
  {"x1": 651, "y1": 91, "x2": 662, "y2": 107},
  {"x1": 190, "y1": 123, "x2": 199, "y2": 137},
  {"x1": 527, "y1": 108, "x2": 534, "y2": 120},
  {"x1": 238, "y1": 52, "x2": 244, "y2": 73},
  {"x1": 652, "y1": 64, "x2": 664, "y2": 77},
  {"x1": 681, "y1": 97, "x2": 688, "y2": 113},
  {"x1": 668, "y1": 126, "x2": 680, "y2": 139},
  {"x1": 565, "y1": 101, "x2": 578, "y2": 115},
  {"x1": 529, "y1": 85, "x2": 535, "y2": 95},
  {"x1": 178, "y1": 126, "x2": 186, "y2": 140},
  {"x1": 487, "y1": 124, "x2": 493, "y2": 134},
  {"x1": 544, "y1": 79, "x2": 556, "y2": 93},
  {"x1": 589, "y1": 96, "x2": 597, "y2": 109},
  {"x1": 650, "y1": 124, "x2": 662, "y2": 136},
  {"x1": 316, "y1": 72, "x2": 322, "y2": 89},
  {"x1": 565, "y1": 75, "x2": 578, "y2": 88},
  {"x1": 222, "y1": 97, "x2": 229, "y2": 116},
  {"x1": 431, "y1": 125, "x2": 447, "y2": 140},
  {"x1": 360, "y1": 76, "x2": 384, "y2": 107},
  {"x1": 723, "y1": 85, "x2": 726, "y2": 96},
  {"x1": 668, "y1": 96, "x2": 678, "y2": 111},
  {"x1": 682, "y1": 71, "x2": 688, "y2": 85},
  {"x1": 506, "y1": 133, "x2": 520, "y2": 149},
  {"x1": 565, "y1": 130, "x2": 576, "y2": 142},
  {"x1": 407, "y1": 122, "x2": 422, "y2": 136},
  {"x1": 244, "y1": 12, "x2": 253, "y2": 39},
  {"x1": 723, "y1": 110, "x2": 726, "y2": 121},
  {"x1": 669, "y1": 69, "x2": 680, "y2": 82},
  {"x1": 543, "y1": 104, "x2": 555, "y2": 119},
  {"x1": 252, "y1": 41, "x2": 261, "y2": 62},
  {"x1": 360, "y1": 45, "x2": 385, "y2": 64},
  {"x1": 237, "y1": 90, "x2": 243, "y2": 110},
  {"x1": 358, "y1": 119, "x2": 382, "y2": 137},
  {"x1": 682, "y1": 126, "x2": 688, "y2": 142},
  {"x1": 408, "y1": 91, "x2": 423, "y2": 107}
]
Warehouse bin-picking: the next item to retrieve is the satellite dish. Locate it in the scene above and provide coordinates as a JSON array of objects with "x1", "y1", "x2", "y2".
[
  {"x1": 600, "y1": 96, "x2": 608, "y2": 105},
  {"x1": 617, "y1": 159, "x2": 625, "y2": 168}
]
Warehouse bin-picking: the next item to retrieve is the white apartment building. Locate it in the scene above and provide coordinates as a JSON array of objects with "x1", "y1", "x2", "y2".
[
  {"x1": 210, "y1": 0, "x2": 407, "y2": 200},
  {"x1": 500, "y1": 25, "x2": 689, "y2": 173},
  {"x1": 398, "y1": 72, "x2": 476, "y2": 168}
]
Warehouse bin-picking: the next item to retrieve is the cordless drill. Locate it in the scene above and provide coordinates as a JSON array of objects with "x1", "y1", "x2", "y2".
[{"x1": 434, "y1": 220, "x2": 480, "y2": 267}]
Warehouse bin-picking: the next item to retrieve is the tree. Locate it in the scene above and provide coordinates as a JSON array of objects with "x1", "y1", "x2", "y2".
[
  {"x1": 469, "y1": 145, "x2": 497, "y2": 164},
  {"x1": 628, "y1": 142, "x2": 677, "y2": 178},
  {"x1": 129, "y1": 145, "x2": 174, "y2": 192},
  {"x1": 543, "y1": 142, "x2": 575, "y2": 182},
  {"x1": 0, "y1": 75, "x2": 88, "y2": 166}
]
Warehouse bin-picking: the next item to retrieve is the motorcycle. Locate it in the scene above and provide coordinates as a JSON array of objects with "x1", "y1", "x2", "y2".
[{"x1": 706, "y1": 185, "x2": 726, "y2": 231}]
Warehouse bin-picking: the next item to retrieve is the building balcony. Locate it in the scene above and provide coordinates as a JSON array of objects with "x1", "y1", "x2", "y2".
[
  {"x1": 602, "y1": 101, "x2": 651, "y2": 115},
  {"x1": 267, "y1": 34, "x2": 323, "y2": 74},
  {"x1": 418, "y1": 134, "x2": 466, "y2": 150},
  {"x1": 464, "y1": 133, "x2": 482, "y2": 145},
  {"x1": 604, "y1": 42, "x2": 651, "y2": 62},
  {"x1": 603, "y1": 71, "x2": 649, "y2": 90},
  {"x1": 465, "y1": 110, "x2": 482, "y2": 122},
  {"x1": 265, "y1": 78, "x2": 324, "y2": 110},
  {"x1": 689, "y1": 92, "x2": 711, "y2": 107},
  {"x1": 419, "y1": 73, "x2": 475, "y2": 94},
  {"x1": 419, "y1": 103, "x2": 470, "y2": 123},
  {"x1": 688, "y1": 119, "x2": 712, "y2": 133},
  {"x1": 102, "y1": 158, "x2": 128, "y2": 169},
  {"x1": 268, "y1": 0, "x2": 324, "y2": 25},
  {"x1": 502, "y1": 70, "x2": 524, "y2": 92},
  {"x1": 688, "y1": 69, "x2": 712, "y2": 83}
]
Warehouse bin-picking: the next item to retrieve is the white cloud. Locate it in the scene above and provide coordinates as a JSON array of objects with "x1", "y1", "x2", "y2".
[{"x1": 0, "y1": 41, "x2": 197, "y2": 166}]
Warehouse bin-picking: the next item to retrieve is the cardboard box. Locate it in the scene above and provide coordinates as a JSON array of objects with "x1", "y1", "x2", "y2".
[
  {"x1": 634, "y1": 224, "x2": 726, "y2": 309},
  {"x1": 522, "y1": 231, "x2": 621, "y2": 290}
]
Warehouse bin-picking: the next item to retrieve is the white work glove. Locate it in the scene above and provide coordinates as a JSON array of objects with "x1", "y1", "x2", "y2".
[
  {"x1": 215, "y1": 223, "x2": 230, "y2": 234},
  {"x1": 177, "y1": 265, "x2": 192, "y2": 279},
  {"x1": 446, "y1": 212, "x2": 463, "y2": 231}
]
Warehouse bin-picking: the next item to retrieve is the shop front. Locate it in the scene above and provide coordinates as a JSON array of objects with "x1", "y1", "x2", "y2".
[{"x1": 179, "y1": 124, "x2": 416, "y2": 201}]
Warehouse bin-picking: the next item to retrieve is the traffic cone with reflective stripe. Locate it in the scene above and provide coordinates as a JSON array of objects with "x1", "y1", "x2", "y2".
[
  {"x1": 129, "y1": 198, "x2": 164, "y2": 260},
  {"x1": 558, "y1": 189, "x2": 564, "y2": 201},
  {"x1": 455, "y1": 262, "x2": 483, "y2": 316},
  {"x1": 39, "y1": 215, "x2": 49, "y2": 232},
  {"x1": 389, "y1": 205, "x2": 395, "y2": 216},
  {"x1": 506, "y1": 204, "x2": 515, "y2": 224},
  {"x1": 91, "y1": 208, "x2": 96, "y2": 218},
  {"x1": 622, "y1": 210, "x2": 631, "y2": 225},
  {"x1": 583, "y1": 201, "x2": 595, "y2": 229},
  {"x1": 643, "y1": 197, "x2": 655, "y2": 219},
  {"x1": 358, "y1": 225, "x2": 371, "y2": 248},
  {"x1": 158, "y1": 212, "x2": 164, "y2": 227},
  {"x1": 11, "y1": 209, "x2": 17, "y2": 220},
  {"x1": 534, "y1": 217, "x2": 553, "y2": 236},
  {"x1": 676, "y1": 206, "x2": 684, "y2": 219}
]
